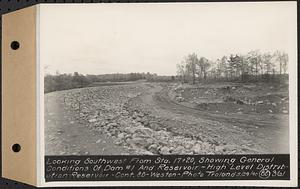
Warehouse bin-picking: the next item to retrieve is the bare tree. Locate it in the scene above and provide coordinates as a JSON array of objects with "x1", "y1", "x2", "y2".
[
  {"x1": 274, "y1": 51, "x2": 289, "y2": 75},
  {"x1": 282, "y1": 52, "x2": 289, "y2": 74},
  {"x1": 176, "y1": 50, "x2": 289, "y2": 84},
  {"x1": 197, "y1": 57, "x2": 210, "y2": 81},
  {"x1": 185, "y1": 53, "x2": 198, "y2": 84},
  {"x1": 176, "y1": 62, "x2": 187, "y2": 83},
  {"x1": 248, "y1": 50, "x2": 262, "y2": 78},
  {"x1": 262, "y1": 53, "x2": 273, "y2": 75}
]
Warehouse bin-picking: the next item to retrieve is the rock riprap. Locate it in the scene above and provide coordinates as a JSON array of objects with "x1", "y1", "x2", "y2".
[{"x1": 55, "y1": 83, "x2": 237, "y2": 155}]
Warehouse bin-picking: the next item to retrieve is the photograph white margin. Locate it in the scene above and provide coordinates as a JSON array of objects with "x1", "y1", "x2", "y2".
[{"x1": 36, "y1": 2, "x2": 298, "y2": 187}]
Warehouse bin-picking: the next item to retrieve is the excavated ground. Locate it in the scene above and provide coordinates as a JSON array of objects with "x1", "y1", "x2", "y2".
[{"x1": 45, "y1": 81, "x2": 289, "y2": 155}]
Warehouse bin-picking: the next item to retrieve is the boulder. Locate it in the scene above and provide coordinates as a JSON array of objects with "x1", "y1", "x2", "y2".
[
  {"x1": 135, "y1": 127, "x2": 153, "y2": 136},
  {"x1": 136, "y1": 149, "x2": 154, "y2": 155},
  {"x1": 191, "y1": 143, "x2": 203, "y2": 154},
  {"x1": 149, "y1": 122, "x2": 161, "y2": 130},
  {"x1": 88, "y1": 118, "x2": 97, "y2": 123},
  {"x1": 173, "y1": 145, "x2": 185, "y2": 154},
  {"x1": 114, "y1": 140, "x2": 123, "y2": 145},
  {"x1": 148, "y1": 143, "x2": 159, "y2": 154},
  {"x1": 184, "y1": 140, "x2": 194, "y2": 149},
  {"x1": 107, "y1": 122, "x2": 118, "y2": 128},
  {"x1": 215, "y1": 145, "x2": 225, "y2": 152},
  {"x1": 117, "y1": 133, "x2": 125, "y2": 139},
  {"x1": 159, "y1": 146, "x2": 171, "y2": 155},
  {"x1": 124, "y1": 127, "x2": 136, "y2": 134},
  {"x1": 257, "y1": 100, "x2": 264, "y2": 104},
  {"x1": 135, "y1": 117, "x2": 142, "y2": 122},
  {"x1": 128, "y1": 137, "x2": 148, "y2": 147},
  {"x1": 138, "y1": 112, "x2": 145, "y2": 117},
  {"x1": 141, "y1": 117, "x2": 150, "y2": 126},
  {"x1": 145, "y1": 138, "x2": 154, "y2": 144}
]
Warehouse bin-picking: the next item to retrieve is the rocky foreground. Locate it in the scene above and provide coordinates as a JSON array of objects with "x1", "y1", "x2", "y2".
[
  {"x1": 45, "y1": 82, "x2": 288, "y2": 155},
  {"x1": 58, "y1": 84, "x2": 220, "y2": 155}
]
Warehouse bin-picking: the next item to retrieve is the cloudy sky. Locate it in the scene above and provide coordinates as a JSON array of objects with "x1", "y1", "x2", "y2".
[{"x1": 40, "y1": 2, "x2": 297, "y2": 76}]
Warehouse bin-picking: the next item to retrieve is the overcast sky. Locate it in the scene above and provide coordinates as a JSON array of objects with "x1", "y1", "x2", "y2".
[{"x1": 40, "y1": 2, "x2": 297, "y2": 76}]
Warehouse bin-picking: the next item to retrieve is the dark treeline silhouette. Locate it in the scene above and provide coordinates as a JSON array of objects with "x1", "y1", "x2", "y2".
[
  {"x1": 44, "y1": 72, "x2": 174, "y2": 93},
  {"x1": 45, "y1": 50, "x2": 289, "y2": 93},
  {"x1": 177, "y1": 50, "x2": 289, "y2": 84},
  {"x1": 44, "y1": 72, "x2": 90, "y2": 93}
]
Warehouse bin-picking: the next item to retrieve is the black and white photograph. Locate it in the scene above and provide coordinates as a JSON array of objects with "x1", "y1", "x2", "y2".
[{"x1": 42, "y1": 3, "x2": 295, "y2": 156}]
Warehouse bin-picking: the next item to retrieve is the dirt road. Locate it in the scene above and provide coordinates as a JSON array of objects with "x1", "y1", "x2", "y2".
[
  {"x1": 127, "y1": 83, "x2": 289, "y2": 154},
  {"x1": 45, "y1": 82, "x2": 289, "y2": 155}
]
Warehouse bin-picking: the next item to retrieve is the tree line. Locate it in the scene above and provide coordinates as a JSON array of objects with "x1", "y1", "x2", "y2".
[
  {"x1": 176, "y1": 50, "x2": 289, "y2": 84},
  {"x1": 44, "y1": 50, "x2": 289, "y2": 93},
  {"x1": 44, "y1": 72, "x2": 174, "y2": 93}
]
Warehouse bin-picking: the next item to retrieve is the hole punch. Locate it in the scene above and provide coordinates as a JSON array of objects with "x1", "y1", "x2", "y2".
[
  {"x1": 10, "y1": 41, "x2": 20, "y2": 50},
  {"x1": 12, "y1": 144, "x2": 21, "y2": 152}
]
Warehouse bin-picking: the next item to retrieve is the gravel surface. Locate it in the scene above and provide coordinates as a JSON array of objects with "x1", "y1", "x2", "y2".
[{"x1": 45, "y1": 82, "x2": 289, "y2": 155}]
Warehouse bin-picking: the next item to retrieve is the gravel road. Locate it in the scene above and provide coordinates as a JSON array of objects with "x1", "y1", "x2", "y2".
[{"x1": 45, "y1": 82, "x2": 289, "y2": 155}]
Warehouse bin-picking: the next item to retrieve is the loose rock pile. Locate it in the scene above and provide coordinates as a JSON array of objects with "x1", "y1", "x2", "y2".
[{"x1": 59, "y1": 84, "x2": 239, "y2": 155}]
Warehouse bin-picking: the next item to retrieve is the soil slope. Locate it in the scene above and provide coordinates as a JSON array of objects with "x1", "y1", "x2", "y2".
[{"x1": 45, "y1": 82, "x2": 289, "y2": 155}]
